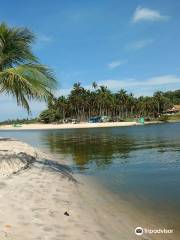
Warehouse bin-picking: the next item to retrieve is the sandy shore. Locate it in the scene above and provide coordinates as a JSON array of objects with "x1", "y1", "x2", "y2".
[
  {"x1": 0, "y1": 139, "x2": 104, "y2": 240},
  {"x1": 0, "y1": 138, "x2": 136, "y2": 240},
  {"x1": 0, "y1": 121, "x2": 148, "y2": 131},
  {"x1": 0, "y1": 138, "x2": 152, "y2": 240}
]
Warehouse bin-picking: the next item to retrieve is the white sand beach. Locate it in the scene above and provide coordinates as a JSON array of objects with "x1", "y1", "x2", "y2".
[
  {"x1": 0, "y1": 138, "x2": 132, "y2": 240},
  {"x1": 0, "y1": 121, "x2": 147, "y2": 131},
  {"x1": 0, "y1": 138, "x2": 105, "y2": 240}
]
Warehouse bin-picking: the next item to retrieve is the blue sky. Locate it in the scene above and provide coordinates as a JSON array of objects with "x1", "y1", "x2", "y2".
[{"x1": 0, "y1": 0, "x2": 180, "y2": 120}]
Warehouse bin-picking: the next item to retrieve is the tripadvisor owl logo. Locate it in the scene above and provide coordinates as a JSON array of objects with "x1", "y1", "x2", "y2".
[{"x1": 135, "y1": 227, "x2": 143, "y2": 235}]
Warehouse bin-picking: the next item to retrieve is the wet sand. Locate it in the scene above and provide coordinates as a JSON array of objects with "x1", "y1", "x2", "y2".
[{"x1": 78, "y1": 175, "x2": 179, "y2": 240}]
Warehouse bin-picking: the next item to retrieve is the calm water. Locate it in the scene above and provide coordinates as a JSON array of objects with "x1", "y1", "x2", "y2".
[{"x1": 1, "y1": 123, "x2": 180, "y2": 233}]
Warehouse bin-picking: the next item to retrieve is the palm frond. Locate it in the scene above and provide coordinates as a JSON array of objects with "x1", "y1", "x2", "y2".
[
  {"x1": 0, "y1": 64, "x2": 57, "y2": 113},
  {"x1": 0, "y1": 23, "x2": 57, "y2": 113},
  {"x1": 0, "y1": 22, "x2": 38, "y2": 69}
]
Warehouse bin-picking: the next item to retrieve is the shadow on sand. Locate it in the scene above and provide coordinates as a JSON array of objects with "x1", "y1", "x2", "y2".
[
  {"x1": 35, "y1": 159, "x2": 77, "y2": 182},
  {"x1": 0, "y1": 149, "x2": 76, "y2": 182}
]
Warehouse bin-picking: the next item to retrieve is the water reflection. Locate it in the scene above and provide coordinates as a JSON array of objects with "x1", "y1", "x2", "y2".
[
  {"x1": 43, "y1": 130, "x2": 135, "y2": 170},
  {"x1": 37, "y1": 124, "x2": 180, "y2": 173},
  {"x1": 0, "y1": 123, "x2": 179, "y2": 173}
]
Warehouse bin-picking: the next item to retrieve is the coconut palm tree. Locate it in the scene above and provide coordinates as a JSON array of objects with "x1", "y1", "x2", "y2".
[
  {"x1": 92, "y1": 81, "x2": 98, "y2": 90},
  {"x1": 116, "y1": 89, "x2": 128, "y2": 118},
  {"x1": 0, "y1": 23, "x2": 56, "y2": 113},
  {"x1": 153, "y1": 91, "x2": 163, "y2": 115},
  {"x1": 56, "y1": 96, "x2": 68, "y2": 120}
]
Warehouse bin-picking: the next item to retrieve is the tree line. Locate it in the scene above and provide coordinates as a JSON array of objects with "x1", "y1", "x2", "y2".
[
  {"x1": 1, "y1": 23, "x2": 179, "y2": 125},
  {"x1": 39, "y1": 82, "x2": 180, "y2": 123}
]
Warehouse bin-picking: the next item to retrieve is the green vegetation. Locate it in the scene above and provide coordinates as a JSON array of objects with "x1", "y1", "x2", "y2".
[
  {"x1": 163, "y1": 90, "x2": 180, "y2": 104},
  {"x1": 167, "y1": 113, "x2": 180, "y2": 121},
  {"x1": 0, "y1": 23, "x2": 57, "y2": 112},
  {"x1": 39, "y1": 82, "x2": 180, "y2": 123},
  {"x1": 39, "y1": 109, "x2": 61, "y2": 124},
  {"x1": 0, "y1": 118, "x2": 38, "y2": 125},
  {"x1": 158, "y1": 115, "x2": 169, "y2": 122}
]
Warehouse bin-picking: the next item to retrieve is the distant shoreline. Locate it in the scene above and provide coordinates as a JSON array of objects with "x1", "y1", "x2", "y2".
[{"x1": 0, "y1": 121, "x2": 162, "y2": 131}]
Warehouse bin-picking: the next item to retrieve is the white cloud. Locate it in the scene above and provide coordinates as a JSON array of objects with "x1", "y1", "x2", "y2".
[
  {"x1": 144, "y1": 75, "x2": 180, "y2": 85},
  {"x1": 55, "y1": 88, "x2": 71, "y2": 97},
  {"x1": 38, "y1": 35, "x2": 53, "y2": 43},
  {"x1": 96, "y1": 75, "x2": 180, "y2": 90},
  {"x1": 92, "y1": 75, "x2": 180, "y2": 96},
  {"x1": 33, "y1": 34, "x2": 53, "y2": 50},
  {"x1": 107, "y1": 60, "x2": 127, "y2": 69},
  {"x1": 133, "y1": 6, "x2": 169, "y2": 23},
  {"x1": 126, "y1": 39, "x2": 154, "y2": 50}
]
